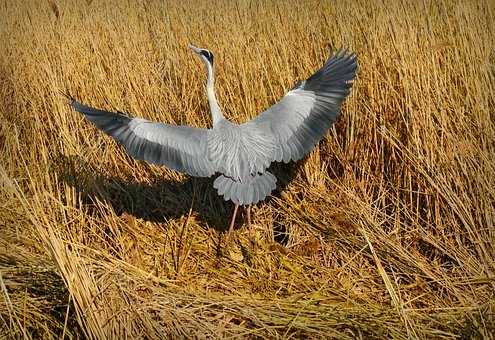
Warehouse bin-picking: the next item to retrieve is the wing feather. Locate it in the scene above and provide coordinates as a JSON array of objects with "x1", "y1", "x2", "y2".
[
  {"x1": 251, "y1": 49, "x2": 357, "y2": 163},
  {"x1": 71, "y1": 100, "x2": 215, "y2": 177}
]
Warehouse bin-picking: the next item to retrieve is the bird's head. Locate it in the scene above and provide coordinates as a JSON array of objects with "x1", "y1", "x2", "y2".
[{"x1": 189, "y1": 44, "x2": 214, "y2": 66}]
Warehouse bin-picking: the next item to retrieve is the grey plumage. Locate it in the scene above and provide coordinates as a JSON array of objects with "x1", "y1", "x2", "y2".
[
  {"x1": 70, "y1": 45, "x2": 357, "y2": 207},
  {"x1": 252, "y1": 49, "x2": 357, "y2": 163},
  {"x1": 71, "y1": 102, "x2": 215, "y2": 177}
]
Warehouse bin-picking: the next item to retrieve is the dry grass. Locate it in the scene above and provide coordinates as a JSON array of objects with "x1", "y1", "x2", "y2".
[{"x1": 1, "y1": 0, "x2": 494, "y2": 338}]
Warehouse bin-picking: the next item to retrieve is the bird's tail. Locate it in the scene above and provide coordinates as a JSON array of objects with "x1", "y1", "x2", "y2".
[{"x1": 213, "y1": 172, "x2": 277, "y2": 206}]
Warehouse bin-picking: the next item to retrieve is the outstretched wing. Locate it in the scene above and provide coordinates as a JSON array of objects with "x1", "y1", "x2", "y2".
[
  {"x1": 250, "y1": 49, "x2": 357, "y2": 163},
  {"x1": 71, "y1": 100, "x2": 216, "y2": 177}
]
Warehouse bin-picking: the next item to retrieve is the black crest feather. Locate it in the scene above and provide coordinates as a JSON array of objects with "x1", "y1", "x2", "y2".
[{"x1": 200, "y1": 50, "x2": 214, "y2": 64}]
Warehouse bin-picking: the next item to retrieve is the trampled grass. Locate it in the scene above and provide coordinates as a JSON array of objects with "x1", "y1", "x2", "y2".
[{"x1": 1, "y1": 0, "x2": 494, "y2": 338}]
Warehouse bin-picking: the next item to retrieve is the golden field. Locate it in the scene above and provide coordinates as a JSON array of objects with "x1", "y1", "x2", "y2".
[{"x1": 1, "y1": 0, "x2": 494, "y2": 338}]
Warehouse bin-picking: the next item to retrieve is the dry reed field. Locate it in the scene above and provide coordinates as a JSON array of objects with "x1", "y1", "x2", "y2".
[{"x1": 1, "y1": 0, "x2": 494, "y2": 338}]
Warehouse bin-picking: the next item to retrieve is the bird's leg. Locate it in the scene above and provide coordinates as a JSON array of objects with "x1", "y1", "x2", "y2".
[
  {"x1": 228, "y1": 203, "x2": 239, "y2": 235},
  {"x1": 246, "y1": 205, "x2": 251, "y2": 228}
]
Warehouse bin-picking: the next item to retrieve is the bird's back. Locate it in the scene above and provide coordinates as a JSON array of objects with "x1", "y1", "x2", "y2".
[{"x1": 207, "y1": 119, "x2": 276, "y2": 182}]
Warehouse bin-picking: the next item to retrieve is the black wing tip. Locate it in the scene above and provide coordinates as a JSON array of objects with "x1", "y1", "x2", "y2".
[
  {"x1": 323, "y1": 44, "x2": 355, "y2": 62},
  {"x1": 329, "y1": 47, "x2": 358, "y2": 75},
  {"x1": 58, "y1": 90, "x2": 81, "y2": 109},
  {"x1": 331, "y1": 47, "x2": 357, "y2": 62},
  {"x1": 62, "y1": 93, "x2": 133, "y2": 121}
]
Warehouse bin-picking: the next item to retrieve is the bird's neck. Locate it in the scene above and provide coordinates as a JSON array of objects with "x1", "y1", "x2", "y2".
[{"x1": 205, "y1": 63, "x2": 224, "y2": 126}]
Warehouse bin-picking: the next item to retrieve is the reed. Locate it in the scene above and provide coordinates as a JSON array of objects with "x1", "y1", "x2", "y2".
[{"x1": 1, "y1": 0, "x2": 494, "y2": 337}]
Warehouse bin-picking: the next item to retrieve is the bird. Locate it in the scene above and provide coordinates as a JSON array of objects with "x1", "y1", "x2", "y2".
[{"x1": 69, "y1": 44, "x2": 357, "y2": 235}]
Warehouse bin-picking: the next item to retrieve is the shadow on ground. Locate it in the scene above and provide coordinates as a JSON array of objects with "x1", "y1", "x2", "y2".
[{"x1": 52, "y1": 153, "x2": 301, "y2": 238}]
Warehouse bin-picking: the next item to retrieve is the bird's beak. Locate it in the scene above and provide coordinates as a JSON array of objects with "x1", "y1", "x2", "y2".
[{"x1": 188, "y1": 44, "x2": 201, "y2": 54}]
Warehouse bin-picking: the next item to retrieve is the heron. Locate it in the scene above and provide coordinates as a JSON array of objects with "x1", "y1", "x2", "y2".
[{"x1": 69, "y1": 44, "x2": 357, "y2": 234}]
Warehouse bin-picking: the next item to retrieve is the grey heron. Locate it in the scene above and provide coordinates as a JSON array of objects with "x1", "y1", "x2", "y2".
[{"x1": 70, "y1": 44, "x2": 357, "y2": 234}]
